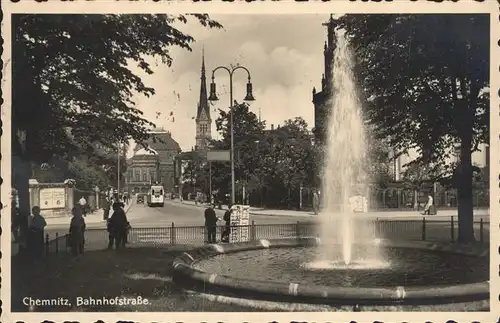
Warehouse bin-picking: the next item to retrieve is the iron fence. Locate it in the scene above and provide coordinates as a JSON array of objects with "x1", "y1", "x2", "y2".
[{"x1": 43, "y1": 217, "x2": 490, "y2": 257}]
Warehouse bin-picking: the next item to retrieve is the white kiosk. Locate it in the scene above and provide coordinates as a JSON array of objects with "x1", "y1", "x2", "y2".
[
  {"x1": 349, "y1": 195, "x2": 368, "y2": 213},
  {"x1": 229, "y1": 205, "x2": 250, "y2": 243}
]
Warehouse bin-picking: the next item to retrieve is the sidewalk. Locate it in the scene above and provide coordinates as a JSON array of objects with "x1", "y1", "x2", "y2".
[
  {"x1": 166, "y1": 199, "x2": 489, "y2": 220},
  {"x1": 45, "y1": 202, "x2": 134, "y2": 228}
]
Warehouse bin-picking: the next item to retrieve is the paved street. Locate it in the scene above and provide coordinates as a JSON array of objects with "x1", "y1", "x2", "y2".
[
  {"x1": 44, "y1": 200, "x2": 312, "y2": 241},
  {"x1": 126, "y1": 199, "x2": 318, "y2": 227}
]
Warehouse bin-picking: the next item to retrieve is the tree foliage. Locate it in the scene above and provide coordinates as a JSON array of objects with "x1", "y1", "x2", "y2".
[
  {"x1": 33, "y1": 142, "x2": 129, "y2": 191},
  {"x1": 11, "y1": 14, "x2": 222, "y2": 246},
  {"x1": 12, "y1": 14, "x2": 222, "y2": 163},
  {"x1": 186, "y1": 103, "x2": 318, "y2": 208},
  {"x1": 337, "y1": 14, "x2": 489, "y2": 241}
]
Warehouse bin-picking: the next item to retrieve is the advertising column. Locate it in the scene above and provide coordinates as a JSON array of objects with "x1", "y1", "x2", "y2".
[{"x1": 229, "y1": 205, "x2": 250, "y2": 243}]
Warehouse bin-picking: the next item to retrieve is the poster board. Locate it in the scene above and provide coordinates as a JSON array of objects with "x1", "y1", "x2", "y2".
[
  {"x1": 349, "y1": 195, "x2": 368, "y2": 213},
  {"x1": 229, "y1": 205, "x2": 250, "y2": 243},
  {"x1": 39, "y1": 188, "x2": 66, "y2": 210}
]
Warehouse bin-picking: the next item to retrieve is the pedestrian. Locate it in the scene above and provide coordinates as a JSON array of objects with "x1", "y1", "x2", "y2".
[
  {"x1": 103, "y1": 198, "x2": 111, "y2": 220},
  {"x1": 204, "y1": 204, "x2": 218, "y2": 243},
  {"x1": 69, "y1": 206, "x2": 86, "y2": 256},
  {"x1": 28, "y1": 206, "x2": 47, "y2": 260},
  {"x1": 422, "y1": 192, "x2": 434, "y2": 215},
  {"x1": 78, "y1": 196, "x2": 87, "y2": 217},
  {"x1": 11, "y1": 203, "x2": 21, "y2": 243},
  {"x1": 312, "y1": 190, "x2": 319, "y2": 215},
  {"x1": 108, "y1": 202, "x2": 129, "y2": 249},
  {"x1": 106, "y1": 217, "x2": 114, "y2": 249},
  {"x1": 221, "y1": 205, "x2": 232, "y2": 243}
]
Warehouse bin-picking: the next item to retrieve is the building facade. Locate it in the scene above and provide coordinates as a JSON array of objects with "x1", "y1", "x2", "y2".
[
  {"x1": 312, "y1": 15, "x2": 337, "y2": 144},
  {"x1": 195, "y1": 50, "x2": 212, "y2": 152},
  {"x1": 125, "y1": 127, "x2": 181, "y2": 194}
]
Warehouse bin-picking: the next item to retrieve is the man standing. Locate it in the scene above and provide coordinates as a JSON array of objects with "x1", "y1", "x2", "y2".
[
  {"x1": 221, "y1": 205, "x2": 232, "y2": 243},
  {"x1": 108, "y1": 202, "x2": 129, "y2": 249},
  {"x1": 312, "y1": 190, "x2": 319, "y2": 215},
  {"x1": 78, "y1": 196, "x2": 87, "y2": 217},
  {"x1": 69, "y1": 206, "x2": 86, "y2": 256},
  {"x1": 204, "y1": 204, "x2": 218, "y2": 243},
  {"x1": 28, "y1": 206, "x2": 47, "y2": 260}
]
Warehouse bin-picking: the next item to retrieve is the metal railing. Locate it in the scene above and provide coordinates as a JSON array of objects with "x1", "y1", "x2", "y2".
[{"x1": 42, "y1": 217, "x2": 489, "y2": 257}]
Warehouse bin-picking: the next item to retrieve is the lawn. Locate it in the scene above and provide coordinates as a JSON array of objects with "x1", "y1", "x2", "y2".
[{"x1": 11, "y1": 246, "x2": 264, "y2": 312}]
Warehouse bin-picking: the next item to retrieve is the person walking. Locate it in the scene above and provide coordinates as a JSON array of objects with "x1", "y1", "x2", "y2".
[
  {"x1": 422, "y1": 192, "x2": 434, "y2": 215},
  {"x1": 28, "y1": 206, "x2": 47, "y2": 260},
  {"x1": 78, "y1": 196, "x2": 87, "y2": 217},
  {"x1": 204, "y1": 204, "x2": 218, "y2": 243},
  {"x1": 103, "y1": 198, "x2": 111, "y2": 220},
  {"x1": 69, "y1": 207, "x2": 86, "y2": 256},
  {"x1": 108, "y1": 202, "x2": 129, "y2": 249}
]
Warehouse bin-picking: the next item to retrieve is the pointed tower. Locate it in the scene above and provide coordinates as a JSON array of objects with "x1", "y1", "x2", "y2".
[
  {"x1": 313, "y1": 14, "x2": 337, "y2": 145},
  {"x1": 195, "y1": 47, "x2": 212, "y2": 151}
]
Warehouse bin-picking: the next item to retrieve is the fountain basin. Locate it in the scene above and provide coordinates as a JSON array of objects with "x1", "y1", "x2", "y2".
[{"x1": 172, "y1": 238, "x2": 489, "y2": 308}]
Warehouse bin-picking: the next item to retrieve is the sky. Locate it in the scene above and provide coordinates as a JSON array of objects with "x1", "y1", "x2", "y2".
[{"x1": 128, "y1": 14, "x2": 331, "y2": 155}]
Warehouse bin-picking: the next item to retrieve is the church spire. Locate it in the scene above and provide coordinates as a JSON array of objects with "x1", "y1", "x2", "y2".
[{"x1": 196, "y1": 46, "x2": 210, "y2": 121}]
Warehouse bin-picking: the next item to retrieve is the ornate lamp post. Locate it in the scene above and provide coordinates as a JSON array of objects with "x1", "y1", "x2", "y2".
[{"x1": 208, "y1": 65, "x2": 255, "y2": 205}]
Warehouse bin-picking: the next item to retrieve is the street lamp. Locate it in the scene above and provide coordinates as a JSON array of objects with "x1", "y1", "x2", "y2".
[{"x1": 208, "y1": 65, "x2": 255, "y2": 205}]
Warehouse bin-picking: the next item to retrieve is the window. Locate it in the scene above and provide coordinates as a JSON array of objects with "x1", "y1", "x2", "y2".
[
  {"x1": 142, "y1": 169, "x2": 147, "y2": 182},
  {"x1": 135, "y1": 169, "x2": 140, "y2": 182},
  {"x1": 200, "y1": 124, "x2": 208, "y2": 134}
]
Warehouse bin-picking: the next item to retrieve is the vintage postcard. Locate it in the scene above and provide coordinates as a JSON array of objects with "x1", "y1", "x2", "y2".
[{"x1": 1, "y1": 0, "x2": 498, "y2": 322}]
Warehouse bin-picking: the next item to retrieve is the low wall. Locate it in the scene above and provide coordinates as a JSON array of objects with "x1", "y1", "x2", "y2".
[{"x1": 172, "y1": 238, "x2": 489, "y2": 306}]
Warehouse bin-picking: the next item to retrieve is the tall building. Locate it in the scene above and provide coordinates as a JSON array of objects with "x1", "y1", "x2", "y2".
[
  {"x1": 312, "y1": 15, "x2": 337, "y2": 144},
  {"x1": 195, "y1": 49, "x2": 212, "y2": 151},
  {"x1": 126, "y1": 127, "x2": 181, "y2": 194}
]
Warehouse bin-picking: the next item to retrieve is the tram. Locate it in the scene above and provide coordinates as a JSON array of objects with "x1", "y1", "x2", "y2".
[{"x1": 147, "y1": 183, "x2": 165, "y2": 207}]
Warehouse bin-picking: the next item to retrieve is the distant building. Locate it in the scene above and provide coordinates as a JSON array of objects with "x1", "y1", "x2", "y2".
[
  {"x1": 126, "y1": 127, "x2": 181, "y2": 194},
  {"x1": 195, "y1": 49, "x2": 212, "y2": 152},
  {"x1": 312, "y1": 15, "x2": 337, "y2": 144}
]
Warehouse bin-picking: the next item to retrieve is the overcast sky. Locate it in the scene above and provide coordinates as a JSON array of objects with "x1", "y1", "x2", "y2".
[{"x1": 129, "y1": 14, "x2": 331, "y2": 154}]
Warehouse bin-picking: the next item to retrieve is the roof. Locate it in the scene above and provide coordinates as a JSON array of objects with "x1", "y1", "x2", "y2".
[
  {"x1": 134, "y1": 148, "x2": 158, "y2": 156},
  {"x1": 133, "y1": 129, "x2": 181, "y2": 153}
]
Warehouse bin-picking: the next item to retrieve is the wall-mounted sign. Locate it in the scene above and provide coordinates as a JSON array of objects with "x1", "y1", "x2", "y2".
[{"x1": 40, "y1": 188, "x2": 66, "y2": 210}]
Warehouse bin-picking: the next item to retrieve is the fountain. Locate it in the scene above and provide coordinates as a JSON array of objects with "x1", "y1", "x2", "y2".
[
  {"x1": 306, "y1": 29, "x2": 387, "y2": 270},
  {"x1": 172, "y1": 26, "x2": 489, "y2": 312}
]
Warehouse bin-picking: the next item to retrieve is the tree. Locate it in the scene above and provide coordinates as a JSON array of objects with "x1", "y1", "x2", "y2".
[
  {"x1": 337, "y1": 14, "x2": 489, "y2": 242},
  {"x1": 12, "y1": 14, "x2": 222, "y2": 241},
  {"x1": 199, "y1": 102, "x2": 265, "y2": 202},
  {"x1": 205, "y1": 103, "x2": 317, "y2": 208},
  {"x1": 258, "y1": 118, "x2": 316, "y2": 208}
]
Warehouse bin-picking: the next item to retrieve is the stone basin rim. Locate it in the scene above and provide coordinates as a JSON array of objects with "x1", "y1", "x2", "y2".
[{"x1": 171, "y1": 237, "x2": 489, "y2": 306}]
